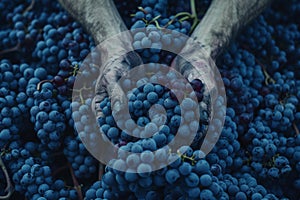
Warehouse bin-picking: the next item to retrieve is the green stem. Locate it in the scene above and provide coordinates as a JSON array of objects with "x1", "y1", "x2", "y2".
[
  {"x1": 174, "y1": 12, "x2": 193, "y2": 18},
  {"x1": 148, "y1": 15, "x2": 161, "y2": 24},
  {"x1": 179, "y1": 16, "x2": 191, "y2": 22},
  {"x1": 70, "y1": 64, "x2": 80, "y2": 76},
  {"x1": 190, "y1": 0, "x2": 200, "y2": 33},
  {"x1": 154, "y1": 20, "x2": 164, "y2": 29},
  {"x1": 98, "y1": 163, "x2": 104, "y2": 180},
  {"x1": 259, "y1": 61, "x2": 275, "y2": 85},
  {"x1": 138, "y1": 6, "x2": 147, "y2": 13},
  {"x1": 170, "y1": 12, "x2": 192, "y2": 24},
  {"x1": 190, "y1": 0, "x2": 197, "y2": 17}
]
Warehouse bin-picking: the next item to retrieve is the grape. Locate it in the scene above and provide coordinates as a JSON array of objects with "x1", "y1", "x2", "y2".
[
  {"x1": 200, "y1": 174, "x2": 212, "y2": 187},
  {"x1": 165, "y1": 169, "x2": 180, "y2": 184},
  {"x1": 178, "y1": 162, "x2": 192, "y2": 175}
]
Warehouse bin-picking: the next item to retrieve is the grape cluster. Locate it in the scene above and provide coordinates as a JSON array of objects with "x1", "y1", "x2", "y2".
[
  {"x1": 29, "y1": 80, "x2": 66, "y2": 150},
  {"x1": 12, "y1": 156, "x2": 77, "y2": 200},
  {"x1": 83, "y1": 145, "x2": 220, "y2": 200},
  {"x1": 0, "y1": 60, "x2": 40, "y2": 149},
  {"x1": 63, "y1": 135, "x2": 98, "y2": 179},
  {"x1": 98, "y1": 63, "x2": 206, "y2": 147},
  {"x1": 129, "y1": 0, "x2": 206, "y2": 64},
  {"x1": 0, "y1": 0, "x2": 300, "y2": 199},
  {"x1": 2, "y1": 140, "x2": 79, "y2": 199}
]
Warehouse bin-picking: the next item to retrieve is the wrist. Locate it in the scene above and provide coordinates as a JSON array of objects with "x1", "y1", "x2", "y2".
[
  {"x1": 189, "y1": 0, "x2": 273, "y2": 60},
  {"x1": 58, "y1": 0, "x2": 128, "y2": 44}
]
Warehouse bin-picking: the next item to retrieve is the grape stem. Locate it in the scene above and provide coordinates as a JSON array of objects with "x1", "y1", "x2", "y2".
[
  {"x1": 293, "y1": 122, "x2": 299, "y2": 135},
  {"x1": 98, "y1": 163, "x2": 104, "y2": 180},
  {"x1": 166, "y1": 12, "x2": 192, "y2": 27},
  {"x1": 151, "y1": 8, "x2": 198, "y2": 31},
  {"x1": 137, "y1": 6, "x2": 148, "y2": 14},
  {"x1": 23, "y1": 0, "x2": 35, "y2": 14},
  {"x1": 68, "y1": 163, "x2": 83, "y2": 200},
  {"x1": 177, "y1": 150, "x2": 196, "y2": 165},
  {"x1": 52, "y1": 165, "x2": 68, "y2": 177},
  {"x1": 190, "y1": 0, "x2": 197, "y2": 17},
  {"x1": 0, "y1": 42, "x2": 20, "y2": 56},
  {"x1": 189, "y1": 0, "x2": 199, "y2": 32},
  {"x1": 148, "y1": 15, "x2": 162, "y2": 25},
  {"x1": 37, "y1": 63, "x2": 79, "y2": 91},
  {"x1": 153, "y1": 20, "x2": 163, "y2": 29},
  {"x1": 36, "y1": 79, "x2": 54, "y2": 91},
  {"x1": 70, "y1": 64, "x2": 80, "y2": 76},
  {"x1": 0, "y1": 157, "x2": 14, "y2": 200},
  {"x1": 257, "y1": 59, "x2": 275, "y2": 85}
]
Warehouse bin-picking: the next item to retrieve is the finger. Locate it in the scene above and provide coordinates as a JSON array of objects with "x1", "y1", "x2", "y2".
[
  {"x1": 96, "y1": 51, "x2": 142, "y2": 96},
  {"x1": 93, "y1": 51, "x2": 143, "y2": 118},
  {"x1": 171, "y1": 45, "x2": 217, "y2": 101},
  {"x1": 106, "y1": 51, "x2": 144, "y2": 116},
  {"x1": 92, "y1": 61, "x2": 120, "y2": 119},
  {"x1": 92, "y1": 98, "x2": 107, "y2": 120}
]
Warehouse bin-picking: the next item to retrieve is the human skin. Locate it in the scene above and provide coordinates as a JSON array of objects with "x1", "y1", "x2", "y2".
[{"x1": 58, "y1": 0, "x2": 273, "y2": 117}]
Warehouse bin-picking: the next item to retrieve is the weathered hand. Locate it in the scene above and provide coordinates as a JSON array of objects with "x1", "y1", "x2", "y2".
[
  {"x1": 170, "y1": 0, "x2": 273, "y2": 153},
  {"x1": 173, "y1": 0, "x2": 273, "y2": 96},
  {"x1": 93, "y1": 49, "x2": 143, "y2": 119},
  {"x1": 59, "y1": 0, "x2": 273, "y2": 120},
  {"x1": 58, "y1": 0, "x2": 143, "y2": 118}
]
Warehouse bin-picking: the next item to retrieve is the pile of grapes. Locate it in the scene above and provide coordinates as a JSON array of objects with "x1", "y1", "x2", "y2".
[{"x1": 0, "y1": 0, "x2": 299, "y2": 199}]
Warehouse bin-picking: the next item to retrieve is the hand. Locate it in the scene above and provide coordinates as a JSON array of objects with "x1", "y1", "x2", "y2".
[
  {"x1": 93, "y1": 49, "x2": 143, "y2": 119},
  {"x1": 58, "y1": 0, "x2": 143, "y2": 119},
  {"x1": 172, "y1": 0, "x2": 274, "y2": 91},
  {"x1": 59, "y1": 0, "x2": 273, "y2": 120},
  {"x1": 171, "y1": 0, "x2": 274, "y2": 110}
]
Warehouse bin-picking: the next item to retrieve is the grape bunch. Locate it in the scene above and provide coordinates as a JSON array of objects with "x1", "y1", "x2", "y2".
[
  {"x1": 29, "y1": 80, "x2": 67, "y2": 151},
  {"x1": 128, "y1": 0, "x2": 210, "y2": 64},
  {"x1": 97, "y1": 63, "x2": 206, "y2": 147},
  {"x1": 0, "y1": 60, "x2": 32, "y2": 148}
]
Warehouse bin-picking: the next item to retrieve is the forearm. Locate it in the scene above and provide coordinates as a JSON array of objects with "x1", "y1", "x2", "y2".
[
  {"x1": 58, "y1": 0, "x2": 127, "y2": 44},
  {"x1": 191, "y1": 0, "x2": 273, "y2": 59},
  {"x1": 58, "y1": 0, "x2": 135, "y2": 66}
]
